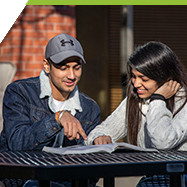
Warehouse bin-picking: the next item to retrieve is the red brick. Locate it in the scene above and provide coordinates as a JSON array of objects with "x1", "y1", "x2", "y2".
[
  {"x1": 56, "y1": 25, "x2": 75, "y2": 34},
  {"x1": 34, "y1": 39, "x2": 46, "y2": 46},
  {"x1": 35, "y1": 55, "x2": 45, "y2": 62},
  {"x1": 3, "y1": 38, "x2": 34, "y2": 46},
  {"x1": 34, "y1": 70, "x2": 42, "y2": 76},
  {"x1": 10, "y1": 55, "x2": 20, "y2": 62},
  {"x1": 34, "y1": 6, "x2": 54, "y2": 15},
  {"x1": 64, "y1": 16, "x2": 75, "y2": 24},
  {"x1": 14, "y1": 62, "x2": 24, "y2": 70},
  {"x1": 24, "y1": 62, "x2": 43, "y2": 70},
  {"x1": 24, "y1": 47, "x2": 44, "y2": 54},
  {"x1": 24, "y1": 31, "x2": 45, "y2": 38},
  {"x1": 15, "y1": 70, "x2": 35, "y2": 78},
  {"x1": 55, "y1": 24, "x2": 67, "y2": 31},
  {"x1": 35, "y1": 23, "x2": 54, "y2": 31},
  {"x1": 12, "y1": 55, "x2": 34, "y2": 62},
  {"x1": 12, "y1": 23, "x2": 33, "y2": 30},
  {"x1": 3, "y1": 47, "x2": 22, "y2": 54},
  {"x1": 20, "y1": 6, "x2": 34, "y2": 15},
  {"x1": 46, "y1": 15, "x2": 65, "y2": 23},
  {"x1": 6, "y1": 30, "x2": 23, "y2": 38},
  {"x1": 2, "y1": 39, "x2": 17, "y2": 46},
  {"x1": 10, "y1": 55, "x2": 23, "y2": 62},
  {"x1": 0, "y1": 39, "x2": 7, "y2": 46},
  {"x1": 23, "y1": 39, "x2": 34, "y2": 46},
  {"x1": 22, "y1": 15, "x2": 41, "y2": 22},
  {"x1": 22, "y1": 55, "x2": 35, "y2": 62},
  {"x1": 0, "y1": 56, "x2": 10, "y2": 62}
]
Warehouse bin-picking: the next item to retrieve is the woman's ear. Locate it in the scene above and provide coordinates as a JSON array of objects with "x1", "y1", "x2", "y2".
[{"x1": 43, "y1": 59, "x2": 50, "y2": 74}]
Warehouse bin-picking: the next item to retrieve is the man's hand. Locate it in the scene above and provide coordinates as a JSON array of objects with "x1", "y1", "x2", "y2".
[
  {"x1": 59, "y1": 111, "x2": 87, "y2": 141},
  {"x1": 94, "y1": 135, "x2": 112, "y2": 145},
  {"x1": 155, "y1": 80, "x2": 180, "y2": 99}
]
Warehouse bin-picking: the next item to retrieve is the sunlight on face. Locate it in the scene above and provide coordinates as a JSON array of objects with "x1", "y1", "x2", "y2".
[
  {"x1": 131, "y1": 68, "x2": 159, "y2": 99},
  {"x1": 49, "y1": 61, "x2": 82, "y2": 101}
]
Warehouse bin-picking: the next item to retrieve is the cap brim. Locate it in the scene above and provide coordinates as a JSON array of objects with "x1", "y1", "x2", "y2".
[{"x1": 50, "y1": 50, "x2": 86, "y2": 64}]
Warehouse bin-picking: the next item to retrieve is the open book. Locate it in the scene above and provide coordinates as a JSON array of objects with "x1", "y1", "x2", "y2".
[{"x1": 43, "y1": 142, "x2": 158, "y2": 155}]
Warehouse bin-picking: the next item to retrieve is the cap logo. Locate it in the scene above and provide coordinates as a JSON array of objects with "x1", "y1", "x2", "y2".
[{"x1": 60, "y1": 39, "x2": 74, "y2": 46}]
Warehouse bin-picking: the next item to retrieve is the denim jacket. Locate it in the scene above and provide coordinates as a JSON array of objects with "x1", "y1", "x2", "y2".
[{"x1": 0, "y1": 75, "x2": 100, "y2": 151}]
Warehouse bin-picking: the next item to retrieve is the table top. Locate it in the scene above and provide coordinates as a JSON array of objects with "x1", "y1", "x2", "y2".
[{"x1": 0, "y1": 150, "x2": 187, "y2": 180}]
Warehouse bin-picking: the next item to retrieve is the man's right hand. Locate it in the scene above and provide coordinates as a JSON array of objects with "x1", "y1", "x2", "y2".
[
  {"x1": 94, "y1": 135, "x2": 112, "y2": 145},
  {"x1": 59, "y1": 111, "x2": 87, "y2": 141}
]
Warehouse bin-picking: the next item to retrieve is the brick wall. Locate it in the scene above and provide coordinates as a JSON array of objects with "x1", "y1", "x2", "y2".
[{"x1": 0, "y1": 5, "x2": 76, "y2": 81}]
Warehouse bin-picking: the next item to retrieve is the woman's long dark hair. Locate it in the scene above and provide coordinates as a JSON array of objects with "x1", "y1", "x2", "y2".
[{"x1": 126, "y1": 41, "x2": 187, "y2": 145}]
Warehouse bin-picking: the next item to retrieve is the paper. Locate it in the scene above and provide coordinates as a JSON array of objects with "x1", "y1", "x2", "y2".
[{"x1": 43, "y1": 142, "x2": 158, "y2": 155}]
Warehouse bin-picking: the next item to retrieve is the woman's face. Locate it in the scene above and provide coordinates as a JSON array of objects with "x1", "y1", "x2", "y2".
[{"x1": 131, "y1": 68, "x2": 159, "y2": 99}]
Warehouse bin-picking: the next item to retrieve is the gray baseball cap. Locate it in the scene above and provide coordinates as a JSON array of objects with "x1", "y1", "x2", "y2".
[{"x1": 45, "y1": 33, "x2": 86, "y2": 64}]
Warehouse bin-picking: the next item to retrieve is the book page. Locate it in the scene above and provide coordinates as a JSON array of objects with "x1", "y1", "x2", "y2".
[
  {"x1": 43, "y1": 142, "x2": 158, "y2": 155},
  {"x1": 113, "y1": 142, "x2": 158, "y2": 152}
]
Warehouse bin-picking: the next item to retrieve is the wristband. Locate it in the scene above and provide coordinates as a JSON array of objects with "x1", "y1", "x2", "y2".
[
  {"x1": 58, "y1": 110, "x2": 67, "y2": 122},
  {"x1": 150, "y1": 94, "x2": 165, "y2": 102},
  {"x1": 55, "y1": 110, "x2": 64, "y2": 124}
]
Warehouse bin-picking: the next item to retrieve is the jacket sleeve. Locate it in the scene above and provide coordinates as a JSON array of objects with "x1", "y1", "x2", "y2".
[
  {"x1": 2, "y1": 83, "x2": 62, "y2": 151},
  {"x1": 85, "y1": 98, "x2": 128, "y2": 145},
  {"x1": 146, "y1": 99, "x2": 187, "y2": 150}
]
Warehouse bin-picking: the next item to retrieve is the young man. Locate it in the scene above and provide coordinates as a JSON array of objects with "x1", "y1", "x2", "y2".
[{"x1": 0, "y1": 33, "x2": 100, "y2": 186}]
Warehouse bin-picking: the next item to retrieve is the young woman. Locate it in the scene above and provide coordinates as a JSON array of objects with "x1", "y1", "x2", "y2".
[{"x1": 86, "y1": 41, "x2": 187, "y2": 186}]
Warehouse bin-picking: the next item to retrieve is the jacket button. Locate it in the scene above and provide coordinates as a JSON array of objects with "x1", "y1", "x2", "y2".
[{"x1": 53, "y1": 127, "x2": 57, "y2": 131}]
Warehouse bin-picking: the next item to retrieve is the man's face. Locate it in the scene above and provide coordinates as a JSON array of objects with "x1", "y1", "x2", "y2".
[{"x1": 45, "y1": 60, "x2": 82, "y2": 101}]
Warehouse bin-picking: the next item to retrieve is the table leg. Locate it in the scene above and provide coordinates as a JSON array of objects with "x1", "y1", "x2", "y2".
[
  {"x1": 169, "y1": 174, "x2": 185, "y2": 187},
  {"x1": 38, "y1": 180, "x2": 50, "y2": 187},
  {"x1": 103, "y1": 177, "x2": 114, "y2": 187}
]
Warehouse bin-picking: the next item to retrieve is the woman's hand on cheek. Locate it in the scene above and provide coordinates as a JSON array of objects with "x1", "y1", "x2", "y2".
[{"x1": 154, "y1": 80, "x2": 180, "y2": 99}]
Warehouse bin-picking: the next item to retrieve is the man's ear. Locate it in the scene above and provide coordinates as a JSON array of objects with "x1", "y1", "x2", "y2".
[{"x1": 43, "y1": 59, "x2": 50, "y2": 74}]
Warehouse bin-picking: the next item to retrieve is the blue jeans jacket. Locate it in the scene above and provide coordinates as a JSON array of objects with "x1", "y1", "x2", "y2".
[{"x1": 0, "y1": 76, "x2": 100, "y2": 151}]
